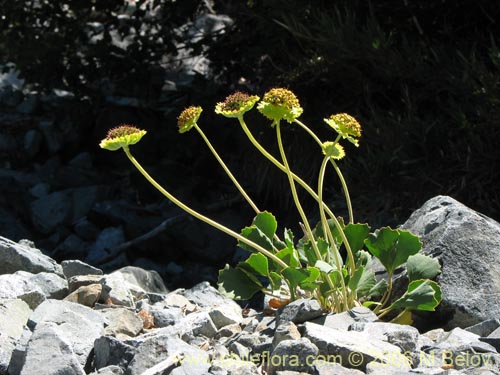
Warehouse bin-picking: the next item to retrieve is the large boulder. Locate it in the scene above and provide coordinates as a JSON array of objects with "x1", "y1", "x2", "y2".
[{"x1": 401, "y1": 195, "x2": 500, "y2": 328}]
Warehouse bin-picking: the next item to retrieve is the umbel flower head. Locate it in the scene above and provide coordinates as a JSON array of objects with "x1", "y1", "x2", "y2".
[
  {"x1": 215, "y1": 92, "x2": 260, "y2": 118},
  {"x1": 99, "y1": 125, "x2": 146, "y2": 151},
  {"x1": 324, "y1": 113, "x2": 362, "y2": 147},
  {"x1": 178, "y1": 106, "x2": 203, "y2": 133},
  {"x1": 322, "y1": 141, "x2": 345, "y2": 160},
  {"x1": 257, "y1": 88, "x2": 303, "y2": 124}
]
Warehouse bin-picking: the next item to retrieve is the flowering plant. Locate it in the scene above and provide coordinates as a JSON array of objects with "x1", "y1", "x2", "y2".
[{"x1": 100, "y1": 89, "x2": 441, "y2": 323}]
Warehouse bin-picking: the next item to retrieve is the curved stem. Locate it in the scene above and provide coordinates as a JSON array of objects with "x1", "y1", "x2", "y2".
[
  {"x1": 294, "y1": 119, "x2": 353, "y2": 223},
  {"x1": 318, "y1": 156, "x2": 349, "y2": 309},
  {"x1": 275, "y1": 122, "x2": 322, "y2": 261},
  {"x1": 122, "y1": 146, "x2": 288, "y2": 269},
  {"x1": 238, "y1": 117, "x2": 355, "y2": 274},
  {"x1": 194, "y1": 124, "x2": 261, "y2": 215},
  {"x1": 194, "y1": 124, "x2": 281, "y2": 244}
]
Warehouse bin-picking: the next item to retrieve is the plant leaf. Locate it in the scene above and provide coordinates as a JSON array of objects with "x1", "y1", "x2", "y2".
[
  {"x1": 388, "y1": 279, "x2": 442, "y2": 312},
  {"x1": 369, "y1": 278, "x2": 388, "y2": 297},
  {"x1": 239, "y1": 253, "x2": 269, "y2": 277},
  {"x1": 218, "y1": 264, "x2": 263, "y2": 300},
  {"x1": 282, "y1": 267, "x2": 321, "y2": 292},
  {"x1": 275, "y1": 246, "x2": 300, "y2": 268},
  {"x1": 269, "y1": 271, "x2": 283, "y2": 291},
  {"x1": 239, "y1": 226, "x2": 274, "y2": 253},
  {"x1": 253, "y1": 211, "x2": 278, "y2": 240},
  {"x1": 344, "y1": 223, "x2": 371, "y2": 253},
  {"x1": 349, "y1": 266, "x2": 377, "y2": 298},
  {"x1": 406, "y1": 254, "x2": 441, "y2": 282},
  {"x1": 364, "y1": 227, "x2": 421, "y2": 276}
]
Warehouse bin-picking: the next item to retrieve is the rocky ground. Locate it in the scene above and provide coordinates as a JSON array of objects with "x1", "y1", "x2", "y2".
[{"x1": 1, "y1": 195, "x2": 500, "y2": 375}]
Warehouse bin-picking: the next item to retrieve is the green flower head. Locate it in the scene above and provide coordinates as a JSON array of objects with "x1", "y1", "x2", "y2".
[
  {"x1": 257, "y1": 88, "x2": 303, "y2": 124},
  {"x1": 178, "y1": 106, "x2": 203, "y2": 133},
  {"x1": 322, "y1": 141, "x2": 345, "y2": 160},
  {"x1": 324, "y1": 113, "x2": 362, "y2": 147},
  {"x1": 99, "y1": 125, "x2": 146, "y2": 151},
  {"x1": 215, "y1": 92, "x2": 260, "y2": 118}
]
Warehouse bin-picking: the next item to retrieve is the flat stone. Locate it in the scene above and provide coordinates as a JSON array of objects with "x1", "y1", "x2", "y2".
[
  {"x1": 272, "y1": 321, "x2": 301, "y2": 348},
  {"x1": 0, "y1": 236, "x2": 62, "y2": 276},
  {"x1": 465, "y1": 319, "x2": 500, "y2": 337},
  {"x1": 350, "y1": 322, "x2": 420, "y2": 352},
  {"x1": 311, "y1": 307, "x2": 378, "y2": 331},
  {"x1": 209, "y1": 304, "x2": 243, "y2": 329},
  {"x1": 99, "y1": 272, "x2": 136, "y2": 307},
  {"x1": 61, "y1": 259, "x2": 103, "y2": 279},
  {"x1": 302, "y1": 322, "x2": 410, "y2": 371},
  {"x1": 276, "y1": 298, "x2": 323, "y2": 325},
  {"x1": 181, "y1": 281, "x2": 241, "y2": 311},
  {"x1": 210, "y1": 358, "x2": 260, "y2": 375},
  {"x1": 113, "y1": 266, "x2": 168, "y2": 294},
  {"x1": 314, "y1": 360, "x2": 365, "y2": 375}
]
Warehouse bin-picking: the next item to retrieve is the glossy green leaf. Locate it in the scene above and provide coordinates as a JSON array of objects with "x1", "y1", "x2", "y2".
[
  {"x1": 239, "y1": 226, "x2": 274, "y2": 253},
  {"x1": 269, "y1": 271, "x2": 283, "y2": 291},
  {"x1": 406, "y1": 254, "x2": 441, "y2": 282},
  {"x1": 282, "y1": 267, "x2": 321, "y2": 292},
  {"x1": 275, "y1": 246, "x2": 300, "y2": 268},
  {"x1": 239, "y1": 253, "x2": 269, "y2": 277},
  {"x1": 218, "y1": 264, "x2": 263, "y2": 300},
  {"x1": 344, "y1": 223, "x2": 371, "y2": 253},
  {"x1": 348, "y1": 266, "x2": 377, "y2": 298},
  {"x1": 369, "y1": 278, "x2": 388, "y2": 297},
  {"x1": 364, "y1": 227, "x2": 421, "y2": 276},
  {"x1": 388, "y1": 279, "x2": 442, "y2": 311},
  {"x1": 315, "y1": 260, "x2": 335, "y2": 274},
  {"x1": 253, "y1": 211, "x2": 278, "y2": 240}
]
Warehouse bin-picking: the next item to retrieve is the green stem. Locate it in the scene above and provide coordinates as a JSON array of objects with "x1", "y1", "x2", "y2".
[
  {"x1": 238, "y1": 116, "x2": 356, "y2": 274},
  {"x1": 294, "y1": 119, "x2": 354, "y2": 224},
  {"x1": 374, "y1": 276, "x2": 393, "y2": 314},
  {"x1": 318, "y1": 156, "x2": 349, "y2": 309},
  {"x1": 275, "y1": 121, "x2": 322, "y2": 261},
  {"x1": 194, "y1": 124, "x2": 261, "y2": 215},
  {"x1": 122, "y1": 146, "x2": 288, "y2": 269}
]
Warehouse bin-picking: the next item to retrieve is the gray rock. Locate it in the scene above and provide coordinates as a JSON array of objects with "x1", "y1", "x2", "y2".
[
  {"x1": 210, "y1": 358, "x2": 260, "y2": 375},
  {"x1": 52, "y1": 234, "x2": 88, "y2": 260},
  {"x1": 31, "y1": 187, "x2": 106, "y2": 235},
  {"x1": 181, "y1": 281, "x2": 241, "y2": 311},
  {"x1": 276, "y1": 298, "x2": 323, "y2": 325},
  {"x1": 99, "y1": 272, "x2": 136, "y2": 307},
  {"x1": 228, "y1": 341, "x2": 251, "y2": 360},
  {"x1": 7, "y1": 327, "x2": 32, "y2": 375},
  {"x1": 302, "y1": 322, "x2": 410, "y2": 371},
  {"x1": 38, "y1": 119, "x2": 63, "y2": 153},
  {"x1": 89, "y1": 365, "x2": 124, "y2": 375},
  {"x1": 73, "y1": 217, "x2": 100, "y2": 241},
  {"x1": 68, "y1": 274, "x2": 103, "y2": 292},
  {"x1": 311, "y1": 307, "x2": 379, "y2": 331},
  {"x1": 17, "y1": 92, "x2": 39, "y2": 114},
  {"x1": 93, "y1": 336, "x2": 136, "y2": 370},
  {"x1": 265, "y1": 338, "x2": 318, "y2": 375},
  {"x1": 209, "y1": 304, "x2": 243, "y2": 330},
  {"x1": 236, "y1": 332, "x2": 273, "y2": 357},
  {"x1": 29, "y1": 183, "x2": 50, "y2": 198},
  {"x1": 61, "y1": 259, "x2": 103, "y2": 279},
  {"x1": 350, "y1": 322, "x2": 420, "y2": 352},
  {"x1": 19, "y1": 324, "x2": 86, "y2": 375},
  {"x1": 0, "y1": 299, "x2": 31, "y2": 373},
  {"x1": 23, "y1": 129, "x2": 42, "y2": 157},
  {"x1": 16, "y1": 271, "x2": 68, "y2": 299},
  {"x1": 86, "y1": 226, "x2": 125, "y2": 265},
  {"x1": 113, "y1": 266, "x2": 168, "y2": 294},
  {"x1": 429, "y1": 327, "x2": 497, "y2": 354},
  {"x1": 401, "y1": 195, "x2": 500, "y2": 328},
  {"x1": 99, "y1": 308, "x2": 144, "y2": 338},
  {"x1": 26, "y1": 300, "x2": 106, "y2": 366},
  {"x1": 272, "y1": 321, "x2": 301, "y2": 348},
  {"x1": 125, "y1": 335, "x2": 210, "y2": 375},
  {"x1": 0, "y1": 236, "x2": 62, "y2": 276},
  {"x1": 0, "y1": 273, "x2": 45, "y2": 310},
  {"x1": 151, "y1": 307, "x2": 183, "y2": 328},
  {"x1": 466, "y1": 319, "x2": 500, "y2": 337},
  {"x1": 314, "y1": 360, "x2": 365, "y2": 375}
]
